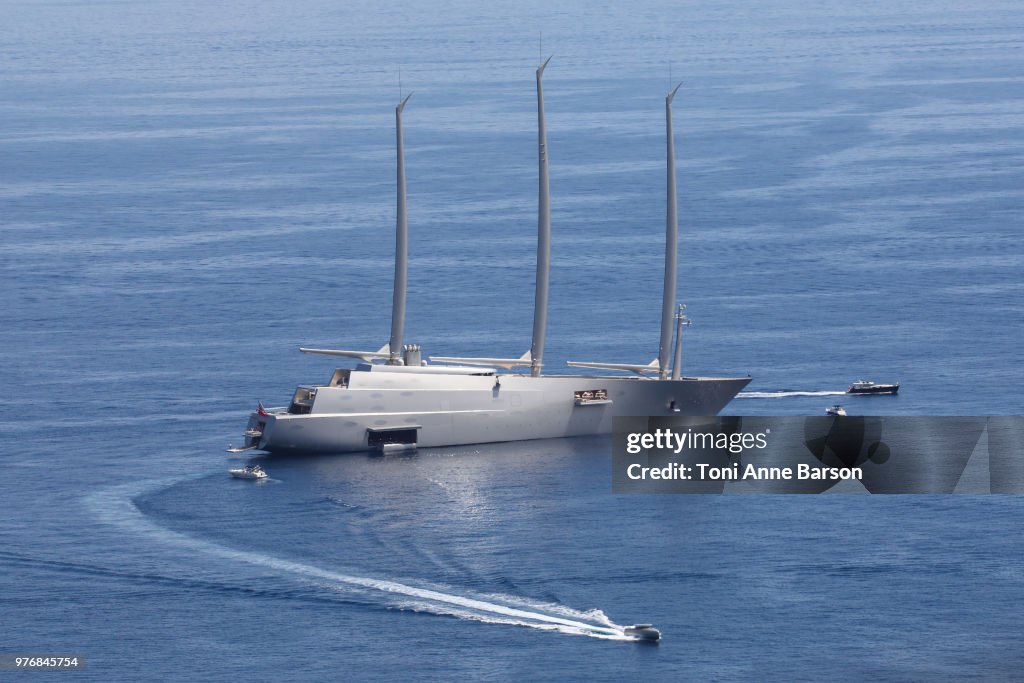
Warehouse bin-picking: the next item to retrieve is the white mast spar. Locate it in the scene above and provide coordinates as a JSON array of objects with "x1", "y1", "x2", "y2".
[
  {"x1": 432, "y1": 59, "x2": 553, "y2": 373},
  {"x1": 530, "y1": 56, "x2": 554, "y2": 377},
  {"x1": 299, "y1": 93, "x2": 413, "y2": 365},
  {"x1": 657, "y1": 82, "x2": 683, "y2": 380},
  {"x1": 566, "y1": 82, "x2": 684, "y2": 377},
  {"x1": 388, "y1": 93, "x2": 413, "y2": 365}
]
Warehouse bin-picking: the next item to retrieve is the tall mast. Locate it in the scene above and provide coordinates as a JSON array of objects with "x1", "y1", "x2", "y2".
[
  {"x1": 657, "y1": 83, "x2": 683, "y2": 379},
  {"x1": 530, "y1": 56, "x2": 553, "y2": 377},
  {"x1": 388, "y1": 93, "x2": 413, "y2": 365}
]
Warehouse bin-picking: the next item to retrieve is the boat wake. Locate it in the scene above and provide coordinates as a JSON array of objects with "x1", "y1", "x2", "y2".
[
  {"x1": 85, "y1": 480, "x2": 634, "y2": 641},
  {"x1": 738, "y1": 390, "x2": 846, "y2": 399}
]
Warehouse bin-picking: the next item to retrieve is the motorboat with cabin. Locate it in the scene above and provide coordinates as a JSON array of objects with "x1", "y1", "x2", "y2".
[
  {"x1": 229, "y1": 62, "x2": 751, "y2": 455},
  {"x1": 825, "y1": 404, "x2": 847, "y2": 416},
  {"x1": 847, "y1": 380, "x2": 900, "y2": 395}
]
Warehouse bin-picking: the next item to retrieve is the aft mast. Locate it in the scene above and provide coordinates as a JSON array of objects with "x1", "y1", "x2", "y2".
[
  {"x1": 388, "y1": 93, "x2": 413, "y2": 365},
  {"x1": 657, "y1": 83, "x2": 683, "y2": 380},
  {"x1": 530, "y1": 56, "x2": 553, "y2": 377}
]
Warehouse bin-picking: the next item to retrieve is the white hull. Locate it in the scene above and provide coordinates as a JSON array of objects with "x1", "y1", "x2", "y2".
[{"x1": 244, "y1": 366, "x2": 750, "y2": 454}]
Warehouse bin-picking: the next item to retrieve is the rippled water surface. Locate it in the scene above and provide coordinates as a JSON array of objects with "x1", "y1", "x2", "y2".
[{"x1": 2, "y1": 0, "x2": 1023, "y2": 679}]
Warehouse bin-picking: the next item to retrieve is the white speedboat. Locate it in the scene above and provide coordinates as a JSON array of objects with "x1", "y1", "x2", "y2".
[
  {"x1": 232, "y1": 64, "x2": 750, "y2": 455},
  {"x1": 624, "y1": 624, "x2": 661, "y2": 641},
  {"x1": 229, "y1": 464, "x2": 267, "y2": 480},
  {"x1": 825, "y1": 404, "x2": 847, "y2": 416}
]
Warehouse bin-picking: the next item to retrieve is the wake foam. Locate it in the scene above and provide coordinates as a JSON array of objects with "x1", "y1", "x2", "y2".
[
  {"x1": 738, "y1": 390, "x2": 846, "y2": 399},
  {"x1": 86, "y1": 480, "x2": 634, "y2": 641}
]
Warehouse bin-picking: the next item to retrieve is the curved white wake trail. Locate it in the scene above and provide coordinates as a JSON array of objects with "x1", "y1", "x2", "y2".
[
  {"x1": 738, "y1": 390, "x2": 846, "y2": 399},
  {"x1": 86, "y1": 480, "x2": 632, "y2": 641},
  {"x1": 398, "y1": 601, "x2": 627, "y2": 641}
]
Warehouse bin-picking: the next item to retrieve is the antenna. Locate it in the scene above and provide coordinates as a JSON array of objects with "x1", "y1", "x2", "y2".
[{"x1": 670, "y1": 303, "x2": 693, "y2": 380}]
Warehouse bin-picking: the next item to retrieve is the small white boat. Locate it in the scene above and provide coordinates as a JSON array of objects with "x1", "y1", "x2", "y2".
[
  {"x1": 825, "y1": 404, "x2": 847, "y2": 416},
  {"x1": 624, "y1": 624, "x2": 661, "y2": 641},
  {"x1": 229, "y1": 464, "x2": 268, "y2": 480}
]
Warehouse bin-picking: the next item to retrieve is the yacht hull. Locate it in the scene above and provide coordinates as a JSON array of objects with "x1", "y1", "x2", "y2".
[{"x1": 245, "y1": 371, "x2": 750, "y2": 454}]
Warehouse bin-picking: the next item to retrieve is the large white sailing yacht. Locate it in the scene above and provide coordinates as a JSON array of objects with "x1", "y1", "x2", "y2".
[{"x1": 231, "y1": 61, "x2": 751, "y2": 454}]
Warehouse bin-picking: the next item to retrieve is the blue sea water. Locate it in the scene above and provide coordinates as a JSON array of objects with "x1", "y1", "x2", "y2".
[{"x1": 2, "y1": 0, "x2": 1023, "y2": 679}]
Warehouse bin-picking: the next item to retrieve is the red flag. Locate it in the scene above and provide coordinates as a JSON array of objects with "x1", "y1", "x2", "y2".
[{"x1": 257, "y1": 401, "x2": 269, "y2": 416}]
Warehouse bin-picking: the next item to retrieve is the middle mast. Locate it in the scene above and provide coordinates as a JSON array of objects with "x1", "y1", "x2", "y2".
[
  {"x1": 530, "y1": 56, "x2": 553, "y2": 377},
  {"x1": 427, "y1": 61, "x2": 556, "y2": 372}
]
